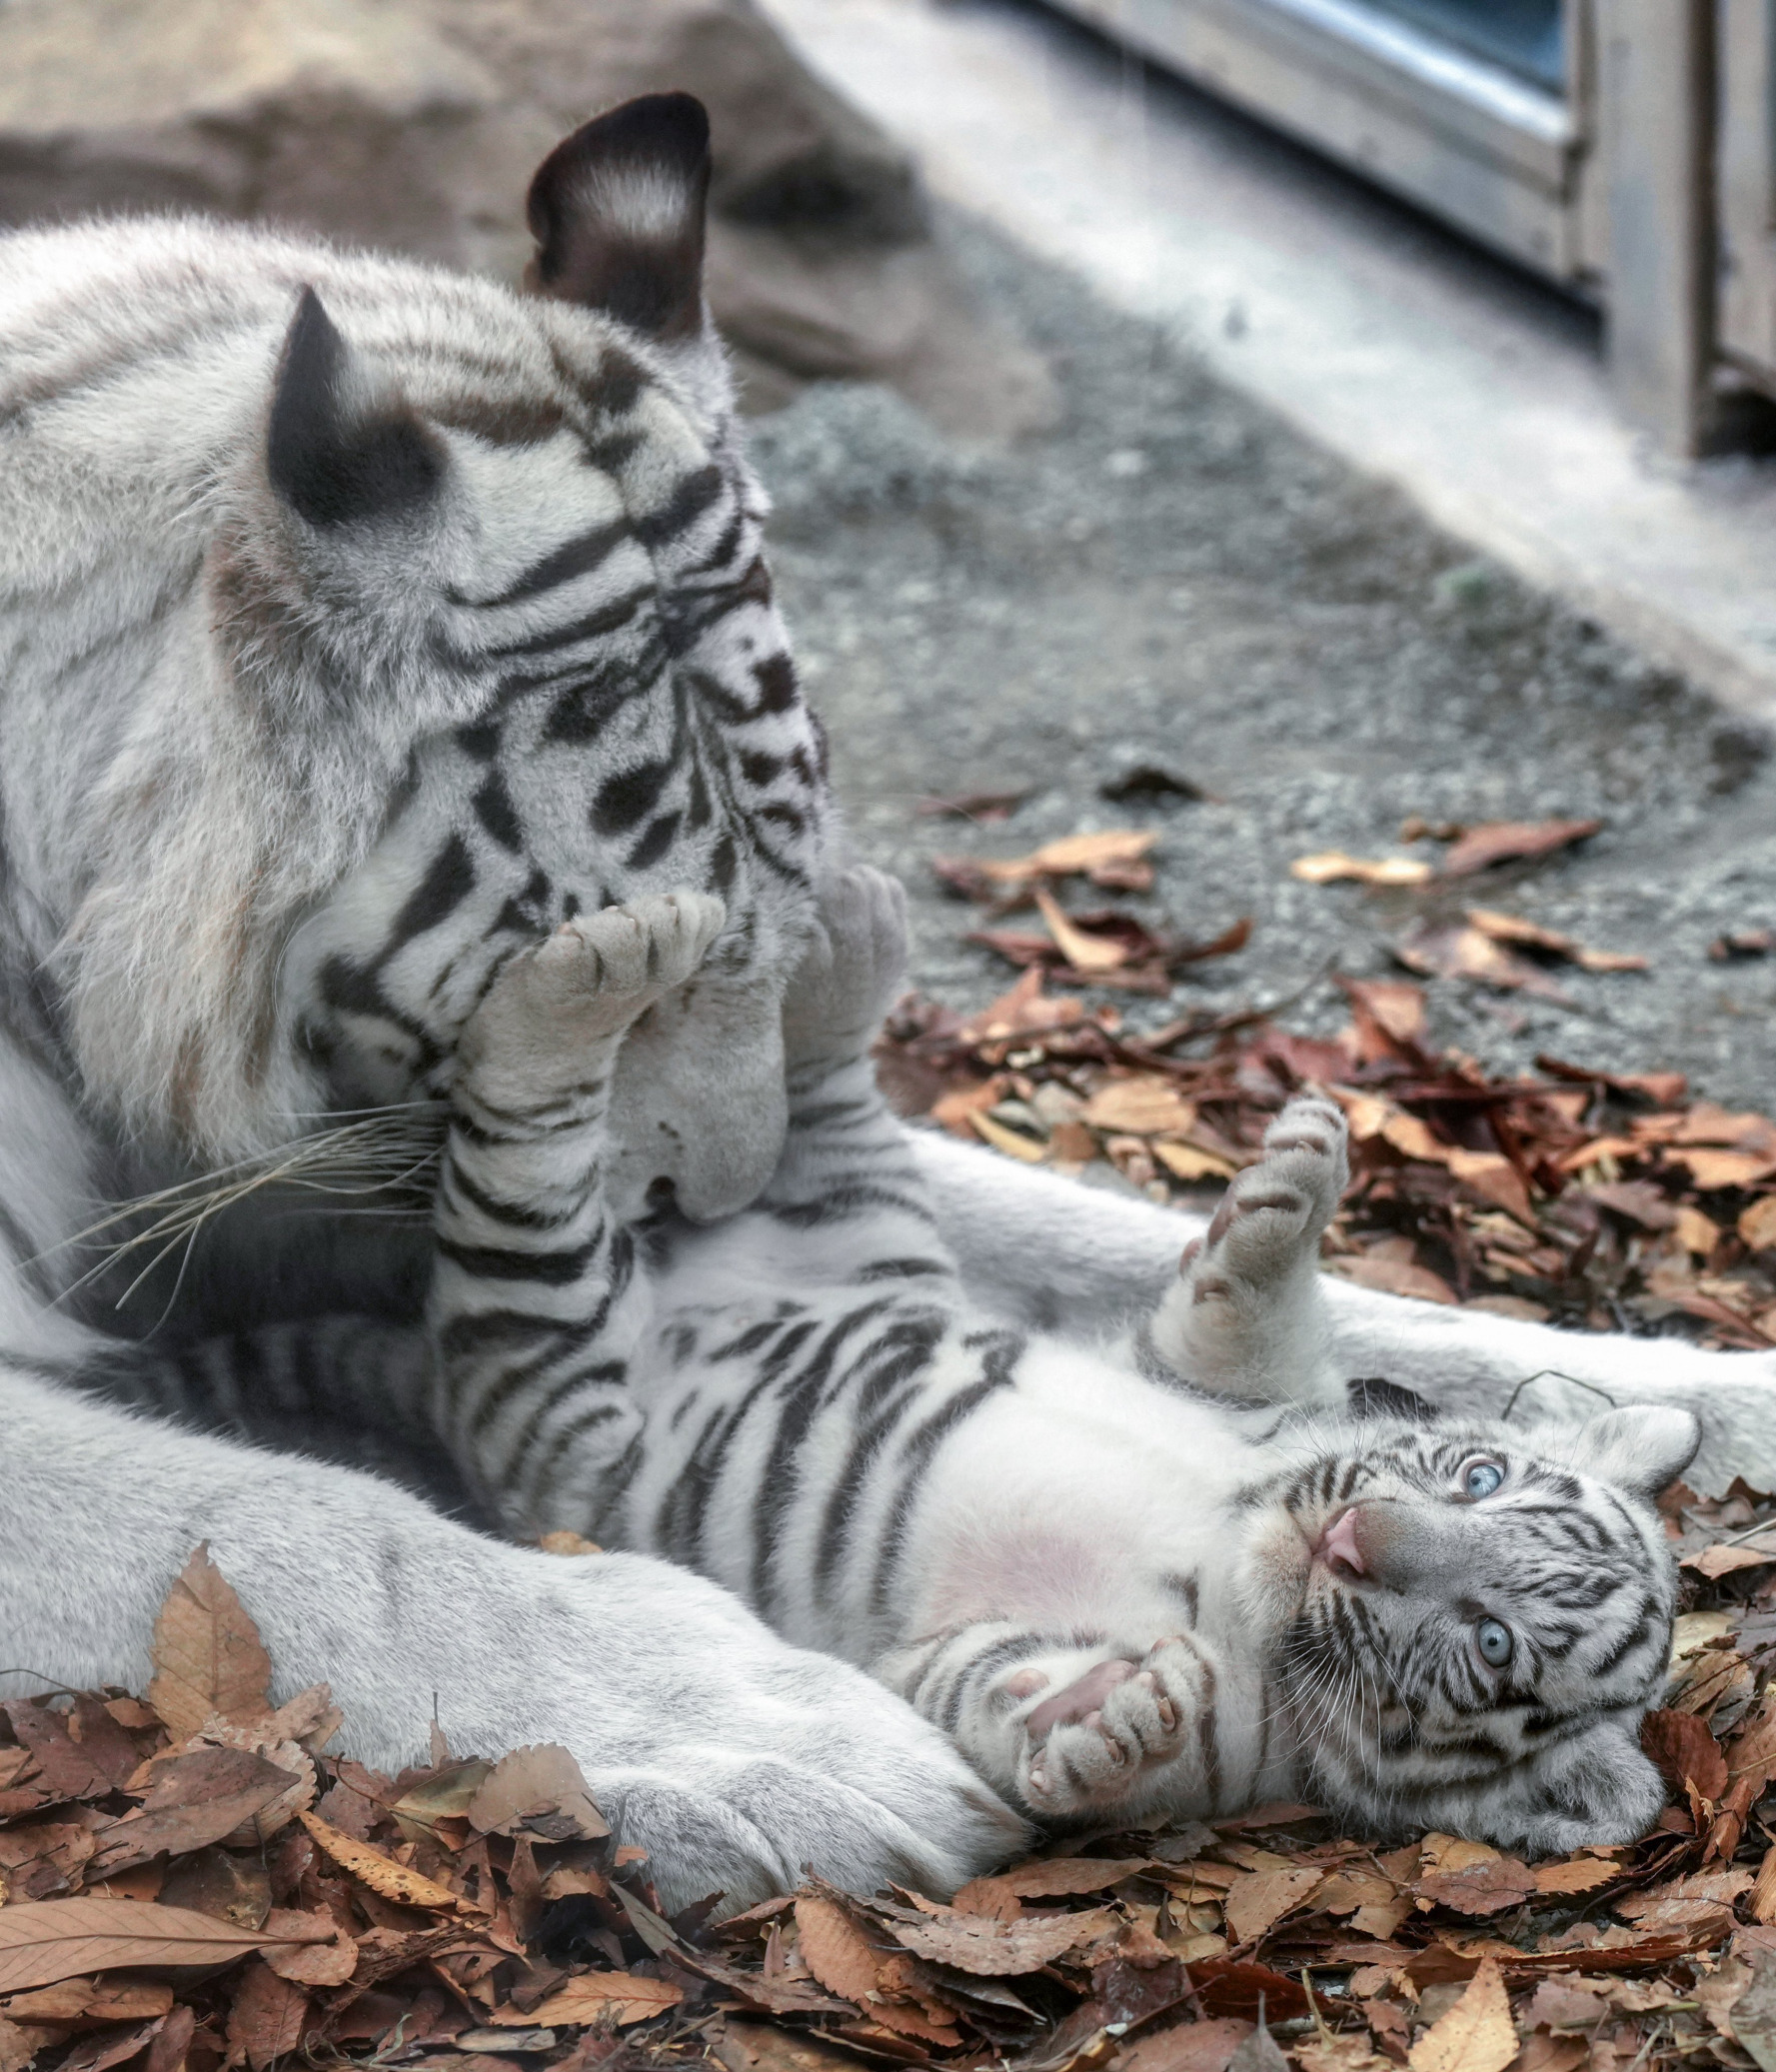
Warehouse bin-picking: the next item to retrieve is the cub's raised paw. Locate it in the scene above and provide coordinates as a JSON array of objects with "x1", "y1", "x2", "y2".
[
  {"x1": 1178, "y1": 1095, "x2": 1348, "y2": 1306},
  {"x1": 1146, "y1": 1094, "x2": 1348, "y2": 1406},
  {"x1": 1014, "y1": 1639, "x2": 1204, "y2": 1818},
  {"x1": 782, "y1": 864, "x2": 909, "y2": 1071},
  {"x1": 459, "y1": 890, "x2": 726, "y2": 1104}
]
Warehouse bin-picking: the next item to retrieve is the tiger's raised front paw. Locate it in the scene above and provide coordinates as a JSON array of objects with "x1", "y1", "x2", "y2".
[
  {"x1": 781, "y1": 864, "x2": 908, "y2": 1072},
  {"x1": 458, "y1": 890, "x2": 726, "y2": 1108}
]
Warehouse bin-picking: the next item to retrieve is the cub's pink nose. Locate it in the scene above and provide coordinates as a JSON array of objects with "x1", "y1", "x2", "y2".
[{"x1": 1315, "y1": 1507, "x2": 1366, "y2": 1577}]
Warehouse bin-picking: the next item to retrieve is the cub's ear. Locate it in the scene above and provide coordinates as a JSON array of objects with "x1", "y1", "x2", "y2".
[
  {"x1": 1346, "y1": 1376, "x2": 1439, "y2": 1423},
  {"x1": 1573, "y1": 1405, "x2": 1701, "y2": 1501},
  {"x1": 525, "y1": 92, "x2": 712, "y2": 341},
  {"x1": 268, "y1": 288, "x2": 444, "y2": 530}
]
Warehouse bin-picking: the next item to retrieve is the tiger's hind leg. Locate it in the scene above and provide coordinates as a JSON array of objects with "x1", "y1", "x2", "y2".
[
  {"x1": 429, "y1": 890, "x2": 725, "y2": 1535},
  {"x1": 748, "y1": 864, "x2": 959, "y2": 1291},
  {"x1": 1143, "y1": 1096, "x2": 1348, "y2": 1409}
]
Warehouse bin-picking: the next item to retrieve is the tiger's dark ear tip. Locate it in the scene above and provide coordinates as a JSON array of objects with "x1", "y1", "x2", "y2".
[
  {"x1": 1346, "y1": 1376, "x2": 1440, "y2": 1423},
  {"x1": 526, "y1": 94, "x2": 713, "y2": 340},
  {"x1": 268, "y1": 285, "x2": 442, "y2": 530}
]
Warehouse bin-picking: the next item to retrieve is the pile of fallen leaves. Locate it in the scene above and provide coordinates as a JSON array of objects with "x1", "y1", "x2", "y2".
[
  {"x1": 884, "y1": 813, "x2": 1776, "y2": 1348},
  {"x1": 16, "y1": 1513, "x2": 1776, "y2": 2072}
]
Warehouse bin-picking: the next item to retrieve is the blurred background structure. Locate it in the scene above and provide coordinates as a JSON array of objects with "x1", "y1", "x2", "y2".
[{"x1": 1021, "y1": 0, "x2": 1745, "y2": 462}]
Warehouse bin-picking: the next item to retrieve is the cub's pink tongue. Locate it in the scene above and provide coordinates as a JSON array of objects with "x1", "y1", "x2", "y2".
[{"x1": 1316, "y1": 1507, "x2": 1366, "y2": 1575}]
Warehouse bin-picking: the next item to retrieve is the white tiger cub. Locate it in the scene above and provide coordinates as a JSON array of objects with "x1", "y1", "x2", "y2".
[{"x1": 451, "y1": 865, "x2": 1697, "y2": 1852}]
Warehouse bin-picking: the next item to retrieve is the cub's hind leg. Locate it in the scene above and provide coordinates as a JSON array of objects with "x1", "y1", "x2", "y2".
[
  {"x1": 1144, "y1": 1096, "x2": 1347, "y2": 1409},
  {"x1": 429, "y1": 890, "x2": 725, "y2": 1535},
  {"x1": 749, "y1": 864, "x2": 959, "y2": 1291}
]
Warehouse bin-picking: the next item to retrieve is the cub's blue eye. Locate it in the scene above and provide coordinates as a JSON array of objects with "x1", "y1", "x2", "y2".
[
  {"x1": 1476, "y1": 1618, "x2": 1513, "y2": 1668},
  {"x1": 1460, "y1": 1459, "x2": 1503, "y2": 1498}
]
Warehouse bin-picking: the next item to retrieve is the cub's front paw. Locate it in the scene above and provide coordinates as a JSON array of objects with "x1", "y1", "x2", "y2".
[
  {"x1": 782, "y1": 864, "x2": 908, "y2": 1072},
  {"x1": 459, "y1": 891, "x2": 726, "y2": 1105},
  {"x1": 1178, "y1": 1095, "x2": 1348, "y2": 1306},
  {"x1": 1013, "y1": 1639, "x2": 1204, "y2": 1818}
]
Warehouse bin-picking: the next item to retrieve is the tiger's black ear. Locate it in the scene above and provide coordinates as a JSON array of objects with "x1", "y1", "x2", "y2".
[
  {"x1": 268, "y1": 288, "x2": 444, "y2": 530},
  {"x1": 525, "y1": 93, "x2": 712, "y2": 342},
  {"x1": 1346, "y1": 1376, "x2": 1440, "y2": 1423}
]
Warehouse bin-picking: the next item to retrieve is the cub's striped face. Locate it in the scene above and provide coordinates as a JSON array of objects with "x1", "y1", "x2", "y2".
[
  {"x1": 262, "y1": 98, "x2": 828, "y2": 1218},
  {"x1": 1244, "y1": 1406, "x2": 1696, "y2": 1854}
]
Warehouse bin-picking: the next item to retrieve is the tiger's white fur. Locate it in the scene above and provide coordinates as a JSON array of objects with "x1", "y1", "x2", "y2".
[{"x1": 2, "y1": 90, "x2": 1774, "y2": 1909}]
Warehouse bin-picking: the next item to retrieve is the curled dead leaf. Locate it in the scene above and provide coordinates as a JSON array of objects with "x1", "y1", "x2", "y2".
[
  {"x1": 1291, "y1": 852, "x2": 1432, "y2": 888},
  {"x1": 1406, "y1": 1954, "x2": 1514, "y2": 2072},
  {"x1": 465, "y1": 1745, "x2": 607, "y2": 1842},
  {"x1": 296, "y1": 1811, "x2": 467, "y2": 1911}
]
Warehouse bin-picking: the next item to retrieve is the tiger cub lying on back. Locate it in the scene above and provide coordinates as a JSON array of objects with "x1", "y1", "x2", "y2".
[{"x1": 437, "y1": 865, "x2": 1696, "y2": 1855}]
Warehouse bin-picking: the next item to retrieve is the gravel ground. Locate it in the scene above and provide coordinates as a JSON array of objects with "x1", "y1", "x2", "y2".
[{"x1": 749, "y1": 215, "x2": 1776, "y2": 1108}]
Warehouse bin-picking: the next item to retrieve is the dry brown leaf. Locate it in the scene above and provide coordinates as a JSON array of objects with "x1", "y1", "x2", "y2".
[
  {"x1": 1616, "y1": 1868, "x2": 1753, "y2": 1927},
  {"x1": 1444, "y1": 1147, "x2": 1534, "y2": 1223},
  {"x1": 1642, "y1": 1707, "x2": 1730, "y2": 1798},
  {"x1": 1664, "y1": 1145, "x2": 1776, "y2": 1190},
  {"x1": 1742, "y1": 1198, "x2": 1776, "y2": 1252},
  {"x1": 1532, "y1": 1856, "x2": 1622, "y2": 1895},
  {"x1": 793, "y1": 1895, "x2": 880, "y2": 2006},
  {"x1": 1295, "y1": 2036, "x2": 1391, "y2": 2072},
  {"x1": 0, "y1": 1980, "x2": 172, "y2": 2022},
  {"x1": 1464, "y1": 908, "x2": 1646, "y2": 972},
  {"x1": 1291, "y1": 851, "x2": 1433, "y2": 888},
  {"x1": 1395, "y1": 922, "x2": 1572, "y2": 1003},
  {"x1": 1327, "y1": 1241, "x2": 1456, "y2": 1305},
  {"x1": 493, "y1": 1974, "x2": 686, "y2": 2027},
  {"x1": 56, "y1": 2016, "x2": 169, "y2": 2072},
  {"x1": 227, "y1": 1959, "x2": 308, "y2": 2072},
  {"x1": 1222, "y1": 1867, "x2": 1324, "y2": 1944},
  {"x1": 464, "y1": 1745, "x2": 607, "y2": 1841},
  {"x1": 388, "y1": 1759, "x2": 497, "y2": 1842},
  {"x1": 1438, "y1": 820, "x2": 1601, "y2": 877},
  {"x1": 297, "y1": 1811, "x2": 466, "y2": 1910},
  {"x1": 262, "y1": 1684, "x2": 343, "y2": 1754},
  {"x1": 1340, "y1": 979, "x2": 1428, "y2": 1050},
  {"x1": 1685, "y1": 1538, "x2": 1776, "y2": 1577},
  {"x1": 970, "y1": 1111, "x2": 1048, "y2": 1162},
  {"x1": 1015, "y1": 831, "x2": 1159, "y2": 881},
  {"x1": 1415, "y1": 1850, "x2": 1535, "y2": 1915},
  {"x1": 147, "y1": 1544, "x2": 273, "y2": 1744},
  {"x1": 87, "y1": 1746, "x2": 297, "y2": 1876},
  {"x1": 881, "y1": 1905, "x2": 1114, "y2": 1975},
  {"x1": 1407, "y1": 1954, "x2": 1514, "y2": 2072},
  {"x1": 1154, "y1": 1141, "x2": 1239, "y2": 1181},
  {"x1": 0, "y1": 2019, "x2": 52, "y2": 2072},
  {"x1": 260, "y1": 1909, "x2": 357, "y2": 1987},
  {"x1": 1033, "y1": 887, "x2": 1127, "y2": 974},
  {"x1": 1080, "y1": 1079, "x2": 1197, "y2": 1135},
  {"x1": 0, "y1": 1898, "x2": 329, "y2": 1993},
  {"x1": 1117, "y1": 2016, "x2": 1254, "y2": 2072},
  {"x1": 993, "y1": 1858, "x2": 1154, "y2": 1898}
]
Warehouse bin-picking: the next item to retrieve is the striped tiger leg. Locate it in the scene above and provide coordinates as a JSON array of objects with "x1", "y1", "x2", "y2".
[
  {"x1": 878, "y1": 1625, "x2": 1227, "y2": 1820},
  {"x1": 429, "y1": 891, "x2": 726, "y2": 1535},
  {"x1": 754, "y1": 864, "x2": 961, "y2": 1291}
]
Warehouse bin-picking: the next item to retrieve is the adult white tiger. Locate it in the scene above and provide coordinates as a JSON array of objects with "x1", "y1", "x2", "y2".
[{"x1": 1, "y1": 91, "x2": 1773, "y2": 1909}]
